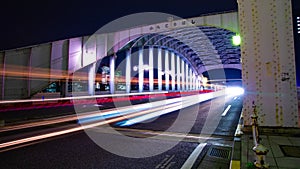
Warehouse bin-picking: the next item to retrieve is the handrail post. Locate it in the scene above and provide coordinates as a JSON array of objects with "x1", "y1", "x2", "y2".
[
  {"x1": 251, "y1": 102, "x2": 259, "y2": 145},
  {"x1": 251, "y1": 101, "x2": 269, "y2": 169}
]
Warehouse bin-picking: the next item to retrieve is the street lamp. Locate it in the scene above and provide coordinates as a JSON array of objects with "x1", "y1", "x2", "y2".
[{"x1": 133, "y1": 64, "x2": 150, "y2": 71}]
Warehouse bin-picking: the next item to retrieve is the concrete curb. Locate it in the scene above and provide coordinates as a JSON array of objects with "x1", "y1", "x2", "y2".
[
  {"x1": 230, "y1": 112, "x2": 243, "y2": 169},
  {"x1": 241, "y1": 125, "x2": 300, "y2": 136}
]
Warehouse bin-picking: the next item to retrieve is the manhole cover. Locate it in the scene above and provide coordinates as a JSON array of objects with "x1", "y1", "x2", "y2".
[
  {"x1": 208, "y1": 147, "x2": 231, "y2": 159},
  {"x1": 280, "y1": 145, "x2": 300, "y2": 158}
]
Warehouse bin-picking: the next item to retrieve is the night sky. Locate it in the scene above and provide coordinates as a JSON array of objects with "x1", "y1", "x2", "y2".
[
  {"x1": 0, "y1": 0, "x2": 299, "y2": 84},
  {"x1": 0, "y1": 0, "x2": 239, "y2": 50}
]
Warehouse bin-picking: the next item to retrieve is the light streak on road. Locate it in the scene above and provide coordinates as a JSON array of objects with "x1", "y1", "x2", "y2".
[
  {"x1": 0, "y1": 99, "x2": 183, "y2": 149},
  {"x1": 0, "y1": 91, "x2": 203, "y2": 131},
  {"x1": 0, "y1": 90, "x2": 226, "y2": 150},
  {"x1": 118, "y1": 91, "x2": 224, "y2": 126},
  {"x1": 0, "y1": 91, "x2": 168, "y2": 104},
  {"x1": 0, "y1": 90, "x2": 211, "y2": 113},
  {"x1": 114, "y1": 128, "x2": 222, "y2": 141},
  {"x1": 0, "y1": 97, "x2": 178, "y2": 132}
]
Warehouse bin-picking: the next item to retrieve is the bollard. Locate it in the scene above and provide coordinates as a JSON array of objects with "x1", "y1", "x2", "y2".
[{"x1": 253, "y1": 144, "x2": 269, "y2": 169}]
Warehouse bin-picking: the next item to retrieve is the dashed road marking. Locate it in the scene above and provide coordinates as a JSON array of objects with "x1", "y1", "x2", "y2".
[
  {"x1": 222, "y1": 105, "x2": 231, "y2": 116},
  {"x1": 180, "y1": 143, "x2": 207, "y2": 169},
  {"x1": 156, "y1": 154, "x2": 176, "y2": 169}
]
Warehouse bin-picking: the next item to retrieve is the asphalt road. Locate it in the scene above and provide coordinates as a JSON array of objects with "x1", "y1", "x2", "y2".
[
  {"x1": 114, "y1": 95, "x2": 243, "y2": 137},
  {"x1": 0, "y1": 95, "x2": 243, "y2": 169},
  {"x1": 0, "y1": 92, "x2": 181, "y2": 125}
]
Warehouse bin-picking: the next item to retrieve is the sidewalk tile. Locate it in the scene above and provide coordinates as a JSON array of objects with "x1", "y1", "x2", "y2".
[
  {"x1": 269, "y1": 136, "x2": 292, "y2": 145},
  {"x1": 269, "y1": 142, "x2": 285, "y2": 157},
  {"x1": 266, "y1": 156, "x2": 276, "y2": 166},
  {"x1": 276, "y1": 157, "x2": 300, "y2": 169},
  {"x1": 288, "y1": 137, "x2": 300, "y2": 146},
  {"x1": 268, "y1": 165, "x2": 279, "y2": 169}
]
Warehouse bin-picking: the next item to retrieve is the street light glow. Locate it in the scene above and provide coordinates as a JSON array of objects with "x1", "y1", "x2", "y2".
[
  {"x1": 232, "y1": 34, "x2": 241, "y2": 46},
  {"x1": 226, "y1": 86, "x2": 244, "y2": 96}
]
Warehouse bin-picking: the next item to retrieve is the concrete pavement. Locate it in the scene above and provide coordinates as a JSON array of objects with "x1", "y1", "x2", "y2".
[{"x1": 230, "y1": 120, "x2": 300, "y2": 169}]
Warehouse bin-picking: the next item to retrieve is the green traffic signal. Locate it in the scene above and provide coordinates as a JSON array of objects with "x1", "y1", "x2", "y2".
[{"x1": 232, "y1": 34, "x2": 241, "y2": 46}]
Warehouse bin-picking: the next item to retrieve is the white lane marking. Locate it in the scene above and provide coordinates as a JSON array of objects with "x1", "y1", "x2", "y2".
[
  {"x1": 221, "y1": 105, "x2": 232, "y2": 116},
  {"x1": 180, "y1": 143, "x2": 207, "y2": 169}
]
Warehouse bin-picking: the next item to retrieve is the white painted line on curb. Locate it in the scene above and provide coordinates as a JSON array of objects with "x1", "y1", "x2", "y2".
[
  {"x1": 180, "y1": 143, "x2": 207, "y2": 169},
  {"x1": 222, "y1": 105, "x2": 232, "y2": 116}
]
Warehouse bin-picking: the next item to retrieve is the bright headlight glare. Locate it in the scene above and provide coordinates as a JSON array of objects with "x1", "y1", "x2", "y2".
[{"x1": 226, "y1": 87, "x2": 244, "y2": 96}]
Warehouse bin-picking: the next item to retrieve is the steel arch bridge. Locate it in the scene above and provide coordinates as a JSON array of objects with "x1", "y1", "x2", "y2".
[
  {"x1": 0, "y1": 0, "x2": 298, "y2": 128},
  {"x1": 0, "y1": 11, "x2": 241, "y2": 100}
]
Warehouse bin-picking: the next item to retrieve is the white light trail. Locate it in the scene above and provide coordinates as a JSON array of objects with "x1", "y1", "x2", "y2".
[
  {"x1": 0, "y1": 91, "x2": 169, "y2": 104},
  {"x1": 119, "y1": 92, "x2": 223, "y2": 126},
  {"x1": 0, "y1": 90, "x2": 226, "y2": 150}
]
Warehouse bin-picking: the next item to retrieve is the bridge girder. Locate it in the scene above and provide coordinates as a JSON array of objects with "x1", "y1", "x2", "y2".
[{"x1": 116, "y1": 25, "x2": 241, "y2": 76}]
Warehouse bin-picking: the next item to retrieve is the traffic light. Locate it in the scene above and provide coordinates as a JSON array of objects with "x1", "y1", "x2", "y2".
[{"x1": 232, "y1": 34, "x2": 241, "y2": 46}]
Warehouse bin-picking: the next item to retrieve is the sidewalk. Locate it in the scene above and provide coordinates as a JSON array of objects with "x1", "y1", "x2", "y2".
[{"x1": 231, "y1": 127, "x2": 300, "y2": 169}]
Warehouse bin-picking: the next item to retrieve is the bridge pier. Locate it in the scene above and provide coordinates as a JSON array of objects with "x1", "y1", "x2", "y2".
[
  {"x1": 185, "y1": 62, "x2": 189, "y2": 90},
  {"x1": 238, "y1": 0, "x2": 298, "y2": 127},
  {"x1": 171, "y1": 51, "x2": 176, "y2": 91},
  {"x1": 138, "y1": 48, "x2": 144, "y2": 93},
  {"x1": 176, "y1": 54, "x2": 181, "y2": 91},
  {"x1": 109, "y1": 55, "x2": 115, "y2": 94},
  {"x1": 158, "y1": 48, "x2": 162, "y2": 91},
  {"x1": 125, "y1": 50, "x2": 131, "y2": 93},
  {"x1": 181, "y1": 59, "x2": 185, "y2": 91},
  {"x1": 189, "y1": 68, "x2": 192, "y2": 90},
  {"x1": 149, "y1": 47, "x2": 154, "y2": 92},
  {"x1": 164, "y1": 50, "x2": 169, "y2": 91},
  {"x1": 88, "y1": 63, "x2": 96, "y2": 95}
]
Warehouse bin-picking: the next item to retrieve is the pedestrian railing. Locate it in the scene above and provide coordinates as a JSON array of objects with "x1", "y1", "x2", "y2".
[{"x1": 251, "y1": 102, "x2": 269, "y2": 169}]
